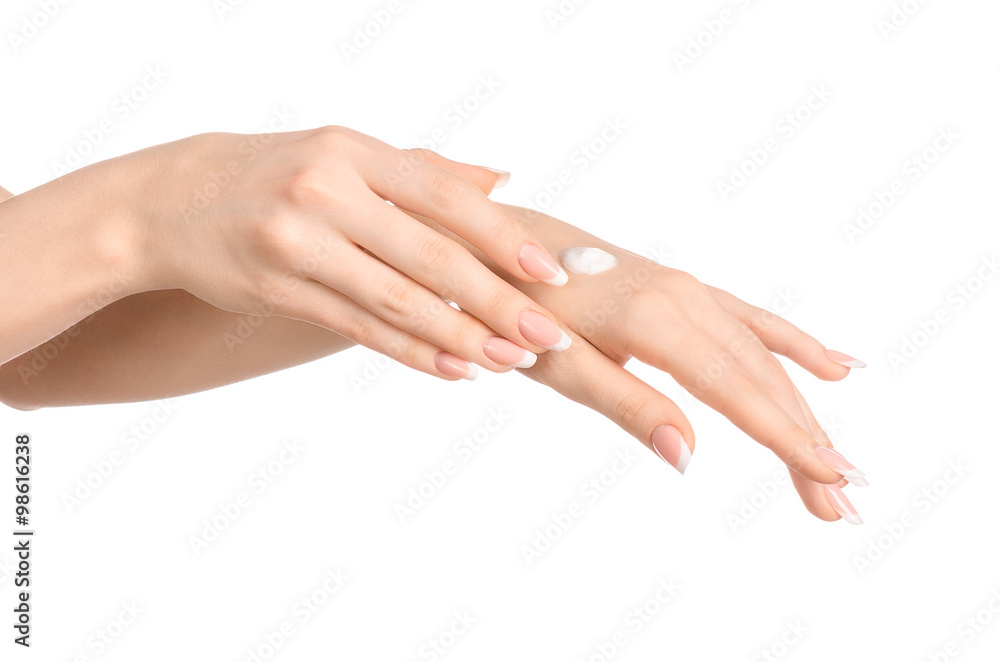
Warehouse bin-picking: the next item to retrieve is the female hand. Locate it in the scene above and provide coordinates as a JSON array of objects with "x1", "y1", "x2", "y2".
[
  {"x1": 123, "y1": 126, "x2": 572, "y2": 379},
  {"x1": 409, "y1": 204, "x2": 868, "y2": 523}
]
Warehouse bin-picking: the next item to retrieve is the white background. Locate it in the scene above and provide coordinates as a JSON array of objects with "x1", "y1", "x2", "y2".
[{"x1": 2, "y1": 0, "x2": 1000, "y2": 660}]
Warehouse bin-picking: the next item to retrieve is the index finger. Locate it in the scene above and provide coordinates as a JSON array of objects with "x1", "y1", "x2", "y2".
[{"x1": 358, "y1": 141, "x2": 569, "y2": 288}]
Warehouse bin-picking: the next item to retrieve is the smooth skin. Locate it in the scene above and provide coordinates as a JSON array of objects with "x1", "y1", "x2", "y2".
[
  {"x1": 0, "y1": 126, "x2": 570, "y2": 377},
  {"x1": 0, "y1": 130, "x2": 863, "y2": 523}
]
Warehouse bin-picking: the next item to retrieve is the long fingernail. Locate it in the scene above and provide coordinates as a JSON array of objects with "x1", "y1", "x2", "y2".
[
  {"x1": 517, "y1": 310, "x2": 571, "y2": 351},
  {"x1": 483, "y1": 337, "x2": 537, "y2": 368},
  {"x1": 478, "y1": 166, "x2": 510, "y2": 189},
  {"x1": 825, "y1": 349, "x2": 866, "y2": 368},
  {"x1": 651, "y1": 424, "x2": 692, "y2": 475},
  {"x1": 824, "y1": 484, "x2": 863, "y2": 525},
  {"x1": 518, "y1": 243, "x2": 569, "y2": 286},
  {"x1": 434, "y1": 352, "x2": 478, "y2": 380},
  {"x1": 815, "y1": 446, "x2": 869, "y2": 487}
]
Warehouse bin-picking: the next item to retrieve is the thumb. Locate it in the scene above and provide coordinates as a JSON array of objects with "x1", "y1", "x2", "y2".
[{"x1": 404, "y1": 148, "x2": 509, "y2": 195}]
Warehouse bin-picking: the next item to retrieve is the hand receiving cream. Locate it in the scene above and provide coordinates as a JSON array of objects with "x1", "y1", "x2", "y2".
[{"x1": 558, "y1": 247, "x2": 618, "y2": 275}]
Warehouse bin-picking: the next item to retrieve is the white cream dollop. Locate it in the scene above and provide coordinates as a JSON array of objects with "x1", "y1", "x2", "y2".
[{"x1": 558, "y1": 247, "x2": 618, "y2": 275}]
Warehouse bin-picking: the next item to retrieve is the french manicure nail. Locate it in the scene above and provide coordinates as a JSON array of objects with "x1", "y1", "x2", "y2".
[
  {"x1": 518, "y1": 243, "x2": 569, "y2": 286},
  {"x1": 825, "y1": 349, "x2": 866, "y2": 369},
  {"x1": 518, "y1": 310, "x2": 572, "y2": 351},
  {"x1": 824, "y1": 484, "x2": 863, "y2": 525},
  {"x1": 483, "y1": 337, "x2": 537, "y2": 369},
  {"x1": 434, "y1": 352, "x2": 478, "y2": 380},
  {"x1": 478, "y1": 166, "x2": 510, "y2": 189},
  {"x1": 651, "y1": 424, "x2": 692, "y2": 475},
  {"x1": 815, "y1": 446, "x2": 869, "y2": 487}
]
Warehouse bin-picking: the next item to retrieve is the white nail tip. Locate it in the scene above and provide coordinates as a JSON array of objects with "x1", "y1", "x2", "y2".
[
  {"x1": 839, "y1": 512, "x2": 864, "y2": 526},
  {"x1": 512, "y1": 351, "x2": 537, "y2": 369},
  {"x1": 834, "y1": 359, "x2": 867, "y2": 369},
  {"x1": 463, "y1": 364, "x2": 479, "y2": 380},
  {"x1": 480, "y1": 167, "x2": 510, "y2": 188},
  {"x1": 652, "y1": 437, "x2": 691, "y2": 475},
  {"x1": 847, "y1": 476, "x2": 870, "y2": 488},
  {"x1": 540, "y1": 269, "x2": 569, "y2": 287},
  {"x1": 674, "y1": 442, "x2": 692, "y2": 475},
  {"x1": 542, "y1": 330, "x2": 572, "y2": 352}
]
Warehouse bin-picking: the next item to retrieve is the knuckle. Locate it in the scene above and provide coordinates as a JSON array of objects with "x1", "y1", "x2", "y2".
[
  {"x1": 611, "y1": 391, "x2": 655, "y2": 431},
  {"x1": 481, "y1": 286, "x2": 511, "y2": 320},
  {"x1": 484, "y1": 216, "x2": 520, "y2": 251},
  {"x1": 416, "y1": 235, "x2": 457, "y2": 274},
  {"x1": 668, "y1": 269, "x2": 704, "y2": 295},
  {"x1": 313, "y1": 124, "x2": 353, "y2": 146},
  {"x1": 255, "y1": 216, "x2": 307, "y2": 264},
  {"x1": 344, "y1": 313, "x2": 381, "y2": 348},
  {"x1": 406, "y1": 147, "x2": 437, "y2": 162},
  {"x1": 425, "y1": 170, "x2": 466, "y2": 209},
  {"x1": 392, "y1": 334, "x2": 422, "y2": 367},
  {"x1": 440, "y1": 312, "x2": 475, "y2": 352},
  {"x1": 280, "y1": 166, "x2": 330, "y2": 208},
  {"x1": 376, "y1": 280, "x2": 417, "y2": 318}
]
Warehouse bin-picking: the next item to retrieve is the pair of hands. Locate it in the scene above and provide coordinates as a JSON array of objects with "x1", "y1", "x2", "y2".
[{"x1": 117, "y1": 125, "x2": 867, "y2": 523}]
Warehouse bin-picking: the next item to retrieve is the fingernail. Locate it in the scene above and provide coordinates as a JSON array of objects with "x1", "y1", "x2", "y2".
[
  {"x1": 815, "y1": 446, "x2": 869, "y2": 487},
  {"x1": 824, "y1": 484, "x2": 863, "y2": 525},
  {"x1": 518, "y1": 310, "x2": 572, "y2": 351},
  {"x1": 483, "y1": 337, "x2": 537, "y2": 368},
  {"x1": 518, "y1": 243, "x2": 569, "y2": 286},
  {"x1": 825, "y1": 349, "x2": 866, "y2": 369},
  {"x1": 651, "y1": 424, "x2": 692, "y2": 475},
  {"x1": 434, "y1": 352, "x2": 478, "y2": 380},
  {"x1": 478, "y1": 166, "x2": 510, "y2": 189}
]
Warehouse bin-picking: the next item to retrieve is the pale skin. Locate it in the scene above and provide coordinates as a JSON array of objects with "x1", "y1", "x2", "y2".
[{"x1": 0, "y1": 127, "x2": 865, "y2": 523}]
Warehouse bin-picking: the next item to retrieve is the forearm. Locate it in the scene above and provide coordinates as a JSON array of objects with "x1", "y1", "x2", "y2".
[
  {"x1": 0, "y1": 288, "x2": 355, "y2": 409},
  {"x1": 0, "y1": 163, "x2": 146, "y2": 364},
  {"x1": 0, "y1": 203, "x2": 576, "y2": 410}
]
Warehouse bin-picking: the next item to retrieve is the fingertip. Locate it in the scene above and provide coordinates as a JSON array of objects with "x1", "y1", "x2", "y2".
[
  {"x1": 650, "y1": 423, "x2": 695, "y2": 475},
  {"x1": 825, "y1": 349, "x2": 867, "y2": 370},
  {"x1": 477, "y1": 166, "x2": 510, "y2": 189},
  {"x1": 517, "y1": 243, "x2": 569, "y2": 286}
]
